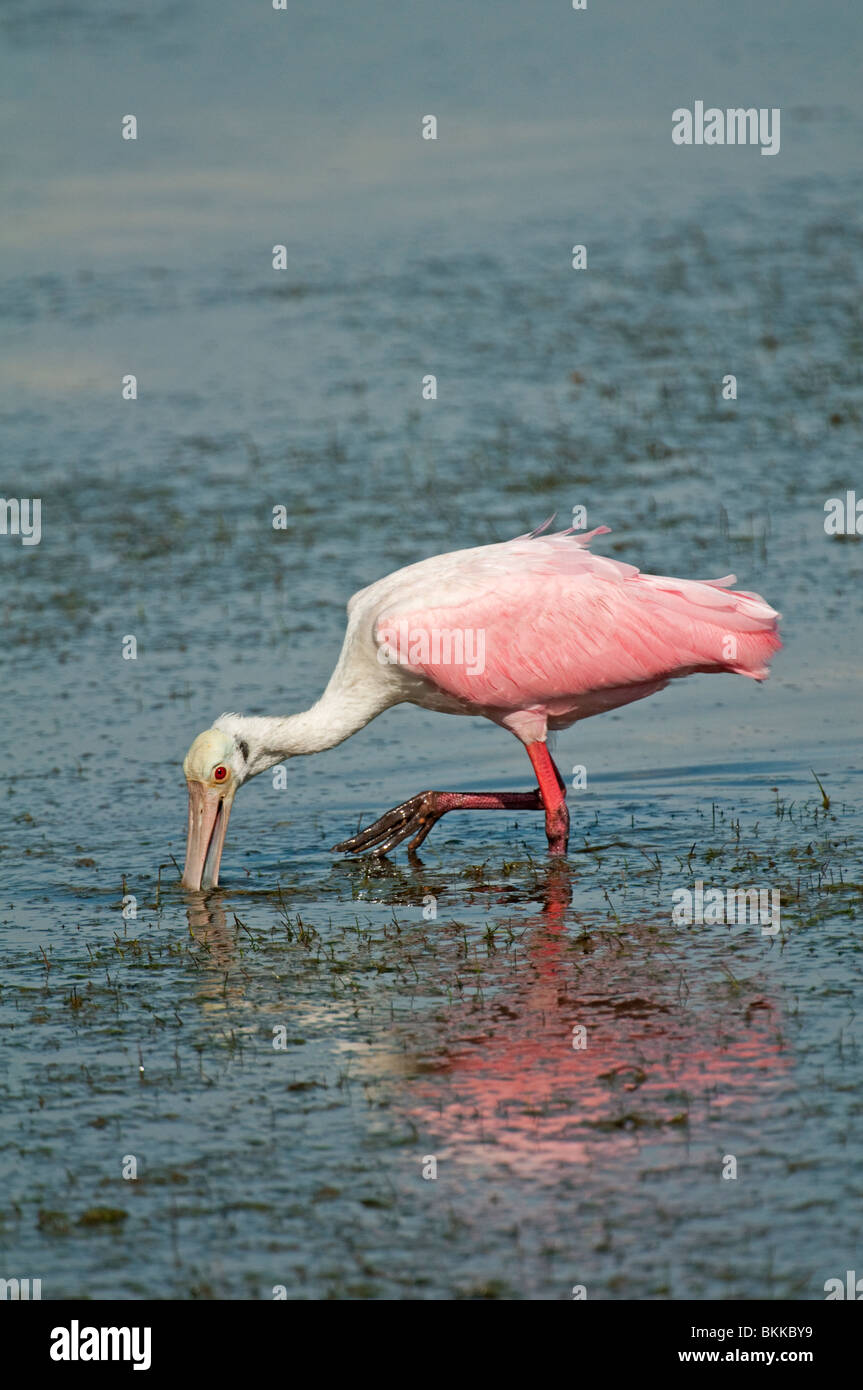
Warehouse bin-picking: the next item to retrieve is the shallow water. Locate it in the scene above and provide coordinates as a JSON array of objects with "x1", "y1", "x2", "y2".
[{"x1": 1, "y1": 0, "x2": 862, "y2": 1299}]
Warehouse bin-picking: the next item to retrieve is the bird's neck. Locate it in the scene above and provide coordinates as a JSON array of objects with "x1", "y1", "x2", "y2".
[{"x1": 217, "y1": 679, "x2": 395, "y2": 777}]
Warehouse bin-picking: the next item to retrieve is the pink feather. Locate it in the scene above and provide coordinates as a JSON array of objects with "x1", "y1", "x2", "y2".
[{"x1": 375, "y1": 526, "x2": 781, "y2": 744}]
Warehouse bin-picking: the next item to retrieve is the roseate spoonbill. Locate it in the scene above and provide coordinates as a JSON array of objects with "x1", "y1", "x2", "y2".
[{"x1": 181, "y1": 522, "x2": 781, "y2": 888}]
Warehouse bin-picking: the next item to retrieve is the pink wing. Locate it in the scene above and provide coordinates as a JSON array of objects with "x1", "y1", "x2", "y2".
[{"x1": 375, "y1": 527, "x2": 781, "y2": 736}]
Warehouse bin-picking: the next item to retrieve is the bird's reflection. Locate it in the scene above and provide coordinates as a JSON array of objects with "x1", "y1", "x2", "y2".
[
  {"x1": 181, "y1": 861, "x2": 788, "y2": 1174},
  {"x1": 392, "y1": 860, "x2": 789, "y2": 1175},
  {"x1": 183, "y1": 890, "x2": 243, "y2": 1007}
]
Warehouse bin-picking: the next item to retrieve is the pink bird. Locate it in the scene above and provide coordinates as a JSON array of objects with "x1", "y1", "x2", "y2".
[{"x1": 181, "y1": 522, "x2": 781, "y2": 889}]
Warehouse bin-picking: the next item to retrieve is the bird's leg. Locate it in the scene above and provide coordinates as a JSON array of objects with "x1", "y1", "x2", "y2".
[
  {"x1": 333, "y1": 744, "x2": 569, "y2": 858},
  {"x1": 526, "y1": 742, "x2": 570, "y2": 855},
  {"x1": 333, "y1": 789, "x2": 543, "y2": 857}
]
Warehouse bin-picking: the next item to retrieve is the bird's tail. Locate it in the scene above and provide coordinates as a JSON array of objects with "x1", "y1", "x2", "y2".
[{"x1": 637, "y1": 573, "x2": 782, "y2": 681}]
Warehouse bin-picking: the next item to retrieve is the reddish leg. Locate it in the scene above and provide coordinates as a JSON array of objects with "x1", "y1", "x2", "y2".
[
  {"x1": 526, "y1": 742, "x2": 570, "y2": 855},
  {"x1": 332, "y1": 743, "x2": 569, "y2": 858}
]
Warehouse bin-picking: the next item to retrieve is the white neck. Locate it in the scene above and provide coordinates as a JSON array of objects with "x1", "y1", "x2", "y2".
[{"x1": 215, "y1": 677, "x2": 396, "y2": 778}]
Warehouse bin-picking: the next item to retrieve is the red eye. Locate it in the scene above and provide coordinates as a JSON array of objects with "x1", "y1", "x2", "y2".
[{"x1": 213, "y1": 765, "x2": 228, "y2": 782}]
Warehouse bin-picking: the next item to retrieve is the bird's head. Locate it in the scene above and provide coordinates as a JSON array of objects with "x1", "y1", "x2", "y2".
[{"x1": 180, "y1": 726, "x2": 249, "y2": 890}]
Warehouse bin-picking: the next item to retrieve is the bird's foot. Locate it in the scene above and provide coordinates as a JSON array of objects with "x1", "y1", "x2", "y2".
[{"x1": 333, "y1": 791, "x2": 444, "y2": 857}]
